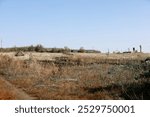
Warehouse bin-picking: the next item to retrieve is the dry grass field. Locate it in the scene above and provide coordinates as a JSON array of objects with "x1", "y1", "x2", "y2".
[{"x1": 0, "y1": 52, "x2": 150, "y2": 100}]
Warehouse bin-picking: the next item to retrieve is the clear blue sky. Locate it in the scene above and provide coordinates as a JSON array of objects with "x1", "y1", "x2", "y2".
[{"x1": 0, "y1": 0, "x2": 150, "y2": 52}]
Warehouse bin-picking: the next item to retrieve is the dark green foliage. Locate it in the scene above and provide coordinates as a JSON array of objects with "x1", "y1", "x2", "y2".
[
  {"x1": 0, "y1": 45, "x2": 100, "y2": 53},
  {"x1": 35, "y1": 44, "x2": 44, "y2": 52}
]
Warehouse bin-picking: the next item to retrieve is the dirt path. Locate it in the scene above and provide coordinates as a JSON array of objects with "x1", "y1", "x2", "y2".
[{"x1": 0, "y1": 76, "x2": 35, "y2": 100}]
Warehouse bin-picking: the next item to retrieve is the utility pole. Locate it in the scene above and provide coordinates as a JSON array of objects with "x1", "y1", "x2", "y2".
[
  {"x1": 1, "y1": 39, "x2": 2, "y2": 48},
  {"x1": 107, "y1": 49, "x2": 110, "y2": 56},
  {"x1": 0, "y1": 39, "x2": 2, "y2": 52}
]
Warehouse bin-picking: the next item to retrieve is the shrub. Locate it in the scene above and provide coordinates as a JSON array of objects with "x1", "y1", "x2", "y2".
[{"x1": 78, "y1": 47, "x2": 85, "y2": 53}]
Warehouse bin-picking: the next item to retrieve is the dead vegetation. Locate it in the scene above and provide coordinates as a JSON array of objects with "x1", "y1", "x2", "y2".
[
  {"x1": 0, "y1": 53, "x2": 150, "y2": 100},
  {"x1": 0, "y1": 77, "x2": 34, "y2": 100}
]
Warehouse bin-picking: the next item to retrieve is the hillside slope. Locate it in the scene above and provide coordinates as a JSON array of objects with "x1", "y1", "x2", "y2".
[{"x1": 0, "y1": 77, "x2": 35, "y2": 100}]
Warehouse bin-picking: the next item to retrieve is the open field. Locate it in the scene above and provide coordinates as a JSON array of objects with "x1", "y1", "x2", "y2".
[{"x1": 0, "y1": 52, "x2": 150, "y2": 100}]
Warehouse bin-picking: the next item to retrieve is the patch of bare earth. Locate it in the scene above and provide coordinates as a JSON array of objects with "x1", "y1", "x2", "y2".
[{"x1": 0, "y1": 77, "x2": 35, "y2": 100}]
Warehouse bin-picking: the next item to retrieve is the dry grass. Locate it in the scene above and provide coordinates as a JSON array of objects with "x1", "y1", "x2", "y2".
[
  {"x1": 0, "y1": 53, "x2": 150, "y2": 100},
  {"x1": 0, "y1": 77, "x2": 34, "y2": 100}
]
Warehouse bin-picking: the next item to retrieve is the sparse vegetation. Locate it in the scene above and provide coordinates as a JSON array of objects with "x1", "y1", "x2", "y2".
[{"x1": 0, "y1": 52, "x2": 150, "y2": 100}]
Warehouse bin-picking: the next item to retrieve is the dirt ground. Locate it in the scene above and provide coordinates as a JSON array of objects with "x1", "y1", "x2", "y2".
[{"x1": 0, "y1": 77, "x2": 35, "y2": 100}]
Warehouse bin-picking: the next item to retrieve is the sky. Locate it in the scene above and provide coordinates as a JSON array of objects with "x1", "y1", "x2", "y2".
[{"x1": 0, "y1": 0, "x2": 150, "y2": 52}]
